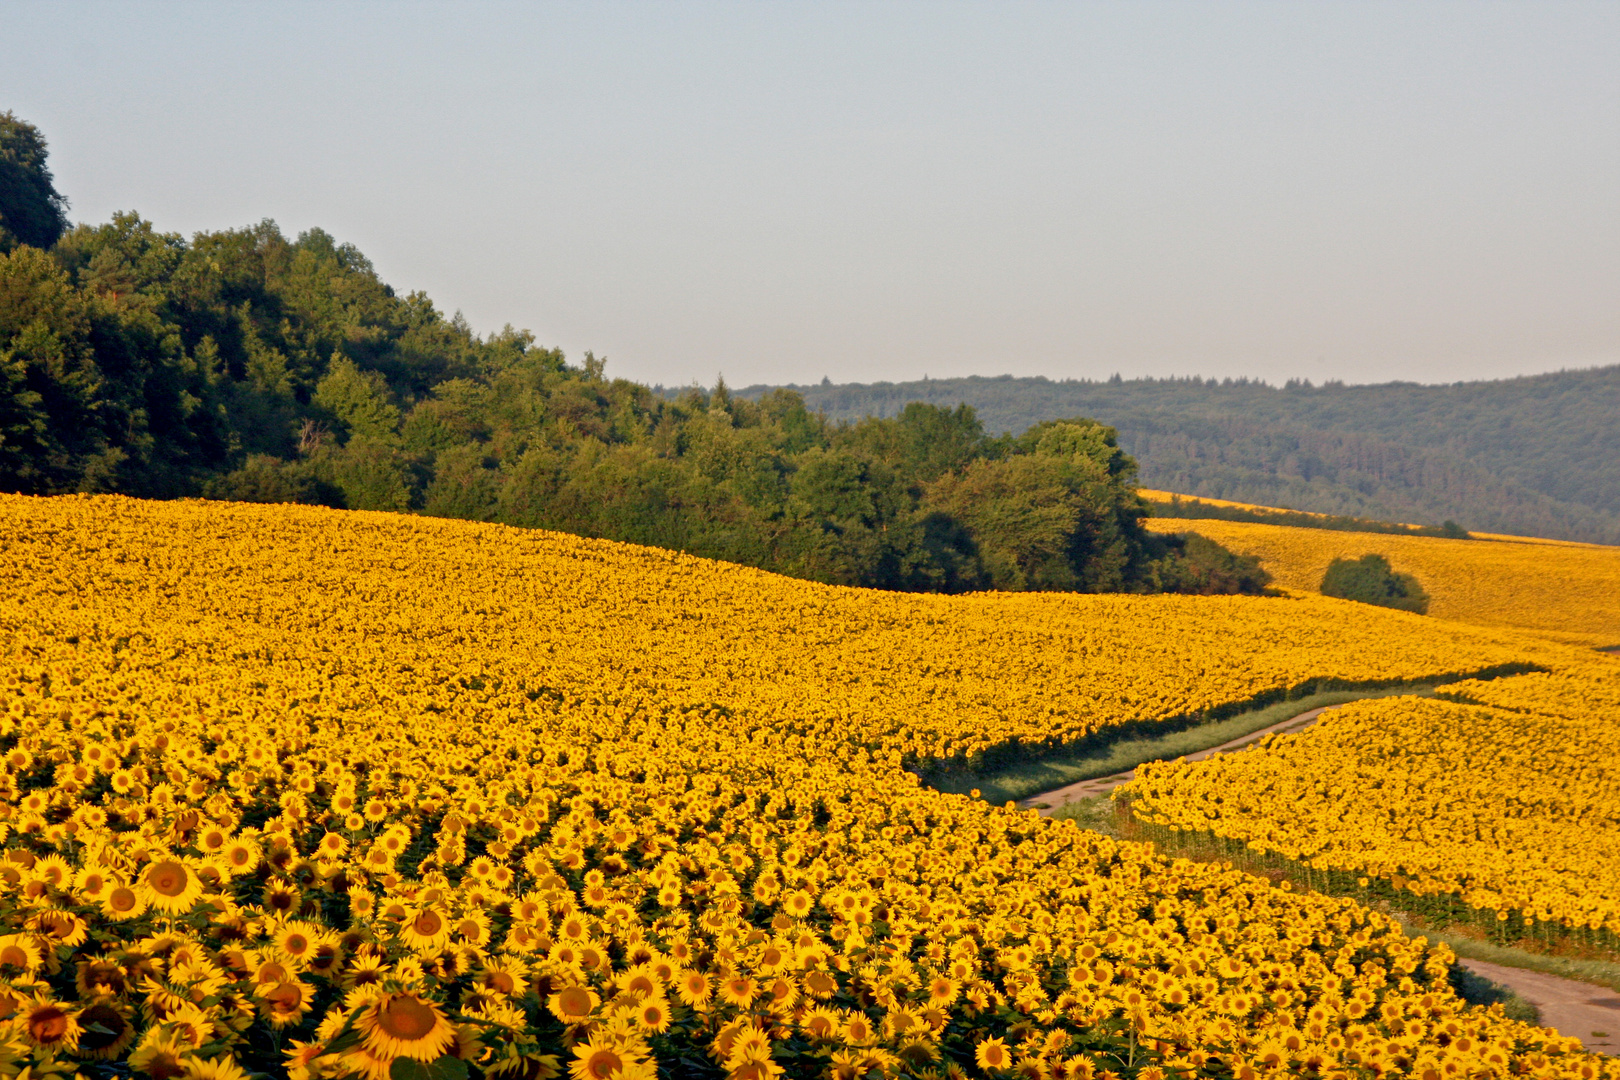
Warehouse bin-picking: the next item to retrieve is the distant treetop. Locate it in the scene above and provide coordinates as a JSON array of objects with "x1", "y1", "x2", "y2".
[{"x1": 0, "y1": 112, "x2": 70, "y2": 252}]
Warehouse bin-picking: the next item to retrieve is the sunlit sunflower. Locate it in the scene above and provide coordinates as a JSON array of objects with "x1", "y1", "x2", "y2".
[
  {"x1": 0, "y1": 935, "x2": 41, "y2": 977},
  {"x1": 975, "y1": 1036, "x2": 1013, "y2": 1073},
  {"x1": 568, "y1": 1030, "x2": 646, "y2": 1080},
  {"x1": 399, "y1": 907, "x2": 451, "y2": 951},
  {"x1": 800, "y1": 1006, "x2": 841, "y2": 1040},
  {"x1": 102, "y1": 882, "x2": 148, "y2": 921},
  {"x1": 547, "y1": 984, "x2": 600, "y2": 1024},
  {"x1": 221, "y1": 840, "x2": 260, "y2": 875},
  {"x1": 358, "y1": 991, "x2": 457, "y2": 1061},
  {"x1": 718, "y1": 974, "x2": 758, "y2": 1008},
  {"x1": 631, "y1": 995, "x2": 671, "y2": 1034},
  {"x1": 140, "y1": 858, "x2": 204, "y2": 914},
  {"x1": 274, "y1": 921, "x2": 324, "y2": 962}
]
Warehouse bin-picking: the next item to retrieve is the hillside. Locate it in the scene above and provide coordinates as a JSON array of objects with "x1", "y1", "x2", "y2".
[
  {"x1": 3, "y1": 493, "x2": 1614, "y2": 1078},
  {"x1": 1143, "y1": 516, "x2": 1620, "y2": 648},
  {"x1": 739, "y1": 369, "x2": 1620, "y2": 544}
]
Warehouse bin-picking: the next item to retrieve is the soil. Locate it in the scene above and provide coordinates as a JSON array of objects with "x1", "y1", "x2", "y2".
[
  {"x1": 1459, "y1": 959, "x2": 1620, "y2": 1055},
  {"x1": 1018, "y1": 704, "x2": 1336, "y2": 813},
  {"x1": 1017, "y1": 703, "x2": 1620, "y2": 1055}
]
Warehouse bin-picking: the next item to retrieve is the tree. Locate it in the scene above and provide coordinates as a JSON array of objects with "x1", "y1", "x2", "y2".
[
  {"x1": 0, "y1": 113, "x2": 71, "y2": 252},
  {"x1": 1320, "y1": 554, "x2": 1430, "y2": 614}
]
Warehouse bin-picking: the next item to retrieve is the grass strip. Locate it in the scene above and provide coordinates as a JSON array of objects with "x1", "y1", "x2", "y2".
[
  {"x1": 942, "y1": 685, "x2": 1435, "y2": 805},
  {"x1": 1427, "y1": 931, "x2": 1620, "y2": 994},
  {"x1": 1111, "y1": 803, "x2": 1620, "y2": 987}
]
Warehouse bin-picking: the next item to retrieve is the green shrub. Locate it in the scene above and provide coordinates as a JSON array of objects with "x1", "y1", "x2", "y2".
[{"x1": 1320, "y1": 553, "x2": 1430, "y2": 614}]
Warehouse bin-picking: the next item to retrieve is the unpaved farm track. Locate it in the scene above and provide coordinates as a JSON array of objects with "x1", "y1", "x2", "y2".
[
  {"x1": 1017, "y1": 701, "x2": 1620, "y2": 1055},
  {"x1": 1018, "y1": 704, "x2": 1337, "y2": 813},
  {"x1": 1459, "y1": 960, "x2": 1620, "y2": 1055}
]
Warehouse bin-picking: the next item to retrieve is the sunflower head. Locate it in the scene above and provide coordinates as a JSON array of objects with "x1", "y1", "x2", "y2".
[{"x1": 359, "y1": 991, "x2": 456, "y2": 1062}]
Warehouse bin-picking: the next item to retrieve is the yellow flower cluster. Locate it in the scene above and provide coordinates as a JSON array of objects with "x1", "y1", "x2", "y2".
[
  {"x1": 1144, "y1": 517, "x2": 1620, "y2": 647},
  {"x1": 0, "y1": 493, "x2": 1611, "y2": 1080},
  {"x1": 1129, "y1": 659, "x2": 1620, "y2": 939}
]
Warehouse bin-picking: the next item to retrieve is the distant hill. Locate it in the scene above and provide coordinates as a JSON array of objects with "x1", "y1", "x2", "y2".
[{"x1": 737, "y1": 368, "x2": 1620, "y2": 544}]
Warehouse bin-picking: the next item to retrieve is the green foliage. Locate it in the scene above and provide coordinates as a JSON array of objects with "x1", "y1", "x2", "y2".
[
  {"x1": 0, "y1": 113, "x2": 70, "y2": 252},
  {"x1": 758, "y1": 371, "x2": 1620, "y2": 545},
  {"x1": 1149, "y1": 531, "x2": 1273, "y2": 595},
  {"x1": 0, "y1": 114, "x2": 1272, "y2": 598},
  {"x1": 1143, "y1": 494, "x2": 1474, "y2": 540},
  {"x1": 1320, "y1": 553, "x2": 1430, "y2": 614},
  {"x1": 200, "y1": 454, "x2": 346, "y2": 508}
]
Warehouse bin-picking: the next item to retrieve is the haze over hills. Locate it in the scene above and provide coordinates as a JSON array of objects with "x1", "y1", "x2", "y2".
[{"x1": 738, "y1": 367, "x2": 1620, "y2": 544}]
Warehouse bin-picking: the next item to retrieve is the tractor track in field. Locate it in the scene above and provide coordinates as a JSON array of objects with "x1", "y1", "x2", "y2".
[{"x1": 1018, "y1": 701, "x2": 1620, "y2": 1055}]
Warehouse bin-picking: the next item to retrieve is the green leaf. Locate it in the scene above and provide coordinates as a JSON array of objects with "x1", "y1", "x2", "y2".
[
  {"x1": 428, "y1": 1056, "x2": 470, "y2": 1080},
  {"x1": 390, "y1": 1058, "x2": 432, "y2": 1080}
]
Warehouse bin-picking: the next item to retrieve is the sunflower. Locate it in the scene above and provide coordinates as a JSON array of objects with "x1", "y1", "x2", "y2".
[
  {"x1": 358, "y1": 991, "x2": 457, "y2": 1062},
  {"x1": 781, "y1": 890, "x2": 814, "y2": 919},
  {"x1": 33, "y1": 854, "x2": 72, "y2": 890},
  {"x1": 840, "y1": 1012, "x2": 876, "y2": 1047},
  {"x1": 74, "y1": 865, "x2": 114, "y2": 901},
  {"x1": 183, "y1": 1053, "x2": 252, "y2": 1080},
  {"x1": 475, "y1": 961, "x2": 527, "y2": 997},
  {"x1": 631, "y1": 995, "x2": 671, "y2": 1034},
  {"x1": 102, "y1": 882, "x2": 148, "y2": 921},
  {"x1": 221, "y1": 840, "x2": 260, "y2": 875},
  {"x1": 343, "y1": 954, "x2": 388, "y2": 991},
  {"x1": 256, "y1": 978, "x2": 315, "y2": 1029},
  {"x1": 617, "y1": 964, "x2": 662, "y2": 1000},
  {"x1": 399, "y1": 907, "x2": 451, "y2": 951},
  {"x1": 30, "y1": 908, "x2": 89, "y2": 948},
  {"x1": 547, "y1": 984, "x2": 599, "y2": 1024},
  {"x1": 800, "y1": 1006, "x2": 840, "y2": 1041},
  {"x1": 568, "y1": 1031, "x2": 647, "y2": 1080},
  {"x1": 262, "y1": 881, "x2": 300, "y2": 917},
  {"x1": 77, "y1": 957, "x2": 130, "y2": 998},
  {"x1": 130, "y1": 1030, "x2": 191, "y2": 1079},
  {"x1": 0, "y1": 935, "x2": 40, "y2": 977},
  {"x1": 452, "y1": 909, "x2": 491, "y2": 948},
  {"x1": 274, "y1": 921, "x2": 324, "y2": 963},
  {"x1": 18, "y1": 996, "x2": 79, "y2": 1052},
  {"x1": 76, "y1": 1001, "x2": 136, "y2": 1060},
  {"x1": 718, "y1": 974, "x2": 757, "y2": 1008},
  {"x1": 975, "y1": 1036, "x2": 1013, "y2": 1073},
  {"x1": 141, "y1": 858, "x2": 204, "y2": 914}
]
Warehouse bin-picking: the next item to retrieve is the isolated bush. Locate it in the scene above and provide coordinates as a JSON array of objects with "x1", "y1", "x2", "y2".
[
  {"x1": 1155, "y1": 531, "x2": 1273, "y2": 595},
  {"x1": 1320, "y1": 553, "x2": 1429, "y2": 614}
]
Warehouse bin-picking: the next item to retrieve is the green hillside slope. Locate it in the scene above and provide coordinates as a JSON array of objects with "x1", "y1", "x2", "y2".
[{"x1": 737, "y1": 370, "x2": 1620, "y2": 543}]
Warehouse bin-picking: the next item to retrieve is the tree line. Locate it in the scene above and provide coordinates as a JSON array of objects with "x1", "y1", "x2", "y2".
[
  {"x1": 754, "y1": 366, "x2": 1620, "y2": 545},
  {"x1": 0, "y1": 111, "x2": 1267, "y2": 597}
]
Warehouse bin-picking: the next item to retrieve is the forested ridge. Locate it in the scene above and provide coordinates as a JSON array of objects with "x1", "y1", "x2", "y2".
[
  {"x1": 742, "y1": 368, "x2": 1620, "y2": 544},
  {"x1": 0, "y1": 111, "x2": 1267, "y2": 596}
]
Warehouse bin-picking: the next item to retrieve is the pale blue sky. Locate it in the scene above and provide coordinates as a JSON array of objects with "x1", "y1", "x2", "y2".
[{"x1": 5, "y1": 2, "x2": 1617, "y2": 388}]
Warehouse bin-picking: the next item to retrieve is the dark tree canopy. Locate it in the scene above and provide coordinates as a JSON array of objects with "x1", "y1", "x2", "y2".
[
  {"x1": 0, "y1": 112, "x2": 70, "y2": 253},
  {"x1": 0, "y1": 114, "x2": 1274, "y2": 598},
  {"x1": 1320, "y1": 554, "x2": 1430, "y2": 615},
  {"x1": 754, "y1": 368, "x2": 1620, "y2": 545}
]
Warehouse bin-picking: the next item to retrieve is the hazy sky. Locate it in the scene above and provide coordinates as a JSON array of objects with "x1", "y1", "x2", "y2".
[{"x1": 6, "y1": 2, "x2": 1617, "y2": 388}]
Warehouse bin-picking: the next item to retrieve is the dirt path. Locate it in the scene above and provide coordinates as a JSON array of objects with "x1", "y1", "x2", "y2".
[
  {"x1": 1014, "y1": 701, "x2": 1620, "y2": 1055},
  {"x1": 1459, "y1": 959, "x2": 1620, "y2": 1055},
  {"x1": 1018, "y1": 704, "x2": 1336, "y2": 814}
]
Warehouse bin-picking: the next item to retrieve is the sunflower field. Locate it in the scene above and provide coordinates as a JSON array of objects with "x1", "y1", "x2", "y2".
[
  {"x1": 1129, "y1": 659, "x2": 1620, "y2": 950},
  {"x1": 0, "y1": 493, "x2": 1613, "y2": 1080},
  {"x1": 1142, "y1": 517, "x2": 1620, "y2": 647}
]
